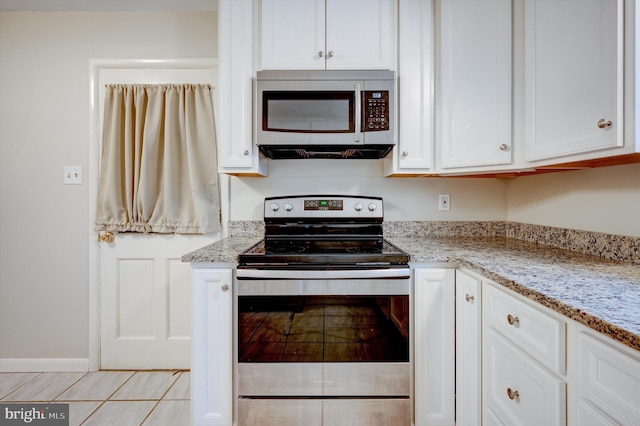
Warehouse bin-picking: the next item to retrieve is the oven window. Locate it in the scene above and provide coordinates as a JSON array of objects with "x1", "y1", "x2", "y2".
[
  {"x1": 238, "y1": 296, "x2": 409, "y2": 363},
  {"x1": 262, "y1": 91, "x2": 354, "y2": 133}
]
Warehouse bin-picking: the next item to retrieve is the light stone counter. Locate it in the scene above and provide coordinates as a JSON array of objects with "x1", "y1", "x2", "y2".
[{"x1": 183, "y1": 221, "x2": 640, "y2": 352}]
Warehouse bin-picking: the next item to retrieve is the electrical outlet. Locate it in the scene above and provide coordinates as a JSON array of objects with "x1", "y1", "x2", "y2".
[
  {"x1": 439, "y1": 193, "x2": 451, "y2": 211},
  {"x1": 64, "y1": 166, "x2": 83, "y2": 185}
]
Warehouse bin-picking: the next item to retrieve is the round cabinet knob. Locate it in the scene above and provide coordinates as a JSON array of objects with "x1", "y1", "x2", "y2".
[
  {"x1": 243, "y1": 149, "x2": 250, "y2": 156},
  {"x1": 221, "y1": 284, "x2": 229, "y2": 292},
  {"x1": 597, "y1": 118, "x2": 613, "y2": 129},
  {"x1": 507, "y1": 314, "x2": 520, "y2": 326},
  {"x1": 284, "y1": 203, "x2": 293, "y2": 212},
  {"x1": 368, "y1": 203, "x2": 377, "y2": 212},
  {"x1": 465, "y1": 294, "x2": 475, "y2": 302},
  {"x1": 507, "y1": 388, "x2": 519, "y2": 400},
  {"x1": 402, "y1": 151, "x2": 409, "y2": 157},
  {"x1": 327, "y1": 51, "x2": 334, "y2": 58},
  {"x1": 354, "y1": 203, "x2": 364, "y2": 212},
  {"x1": 318, "y1": 51, "x2": 324, "y2": 58},
  {"x1": 270, "y1": 203, "x2": 280, "y2": 212},
  {"x1": 499, "y1": 144, "x2": 509, "y2": 151}
]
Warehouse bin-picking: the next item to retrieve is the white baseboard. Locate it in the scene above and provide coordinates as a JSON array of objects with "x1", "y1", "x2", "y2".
[{"x1": 0, "y1": 358, "x2": 89, "y2": 372}]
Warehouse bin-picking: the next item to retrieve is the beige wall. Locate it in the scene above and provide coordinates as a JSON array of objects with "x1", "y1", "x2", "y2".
[
  {"x1": 0, "y1": 12, "x2": 217, "y2": 361},
  {"x1": 506, "y1": 163, "x2": 640, "y2": 237}
]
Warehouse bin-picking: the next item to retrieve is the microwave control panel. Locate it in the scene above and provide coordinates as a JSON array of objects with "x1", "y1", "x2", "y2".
[{"x1": 362, "y1": 91, "x2": 390, "y2": 132}]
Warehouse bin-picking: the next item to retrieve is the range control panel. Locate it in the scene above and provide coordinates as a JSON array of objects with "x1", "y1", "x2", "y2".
[
  {"x1": 362, "y1": 91, "x2": 390, "y2": 132},
  {"x1": 265, "y1": 195, "x2": 383, "y2": 219},
  {"x1": 304, "y1": 199, "x2": 343, "y2": 211}
]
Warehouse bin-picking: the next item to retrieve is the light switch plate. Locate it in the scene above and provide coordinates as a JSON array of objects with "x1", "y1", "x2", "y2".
[{"x1": 64, "y1": 166, "x2": 82, "y2": 185}]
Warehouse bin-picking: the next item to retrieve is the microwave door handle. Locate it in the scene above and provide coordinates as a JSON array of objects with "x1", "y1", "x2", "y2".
[{"x1": 354, "y1": 83, "x2": 362, "y2": 143}]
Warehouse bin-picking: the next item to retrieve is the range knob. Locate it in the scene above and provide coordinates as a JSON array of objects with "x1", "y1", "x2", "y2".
[
  {"x1": 368, "y1": 203, "x2": 377, "y2": 211},
  {"x1": 354, "y1": 203, "x2": 364, "y2": 211},
  {"x1": 284, "y1": 203, "x2": 293, "y2": 212},
  {"x1": 270, "y1": 203, "x2": 280, "y2": 212}
]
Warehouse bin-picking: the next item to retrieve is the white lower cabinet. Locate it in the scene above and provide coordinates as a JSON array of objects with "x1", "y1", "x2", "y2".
[
  {"x1": 482, "y1": 282, "x2": 567, "y2": 426},
  {"x1": 578, "y1": 330, "x2": 640, "y2": 425},
  {"x1": 191, "y1": 266, "x2": 233, "y2": 426},
  {"x1": 455, "y1": 270, "x2": 482, "y2": 425},
  {"x1": 456, "y1": 269, "x2": 640, "y2": 426},
  {"x1": 576, "y1": 398, "x2": 620, "y2": 426},
  {"x1": 414, "y1": 267, "x2": 455, "y2": 426},
  {"x1": 484, "y1": 327, "x2": 566, "y2": 426},
  {"x1": 483, "y1": 283, "x2": 566, "y2": 375}
]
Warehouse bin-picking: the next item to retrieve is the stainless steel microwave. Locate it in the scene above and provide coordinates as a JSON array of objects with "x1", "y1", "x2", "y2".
[{"x1": 255, "y1": 70, "x2": 396, "y2": 159}]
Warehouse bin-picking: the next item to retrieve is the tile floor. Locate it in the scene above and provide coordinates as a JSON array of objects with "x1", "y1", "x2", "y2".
[{"x1": 0, "y1": 370, "x2": 189, "y2": 425}]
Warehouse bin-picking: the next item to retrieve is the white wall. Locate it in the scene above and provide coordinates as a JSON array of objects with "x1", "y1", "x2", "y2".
[
  {"x1": 0, "y1": 11, "x2": 217, "y2": 362},
  {"x1": 506, "y1": 162, "x2": 640, "y2": 237},
  {"x1": 229, "y1": 160, "x2": 508, "y2": 221}
]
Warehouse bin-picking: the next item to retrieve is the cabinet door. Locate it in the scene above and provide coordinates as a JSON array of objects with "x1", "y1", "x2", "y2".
[
  {"x1": 484, "y1": 328, "x2": 566, "y2": 426},
  {"x1": 218, "y1": 0, "x2": 267, "y2": 175},
  {"x1": 260, "y1": 0, "x2": 325, "y2": 70},
  {"x1": 385, "y1": 0, "x2": 434, "y2": 175},
  {"x1": 439, "y1": 0, "x2": 512, "y2": 169},
  {"x1": 524, "y1": 0, "x2": 623, "y2": 162},
  {"x1": 192, "y1": 268, "x2": 233, "y2": 426},
  {"x1": 414, "y1": 268, "x2": 455, "y2": 426},
  {"x1": 455, "y1": 270, "x2": 482, "y2": 426},
  {"x1": 325, "y1": 0, "x2": 395, "y2": 69},
  {"x1": 579, "y1": 331, "x2": 640, "y2": 425}
]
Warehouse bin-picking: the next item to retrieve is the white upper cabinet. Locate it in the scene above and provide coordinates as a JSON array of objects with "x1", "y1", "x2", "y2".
[
  {"x1": 260, "y1": 0, "x2": 396, "y2": 70},
  {"x1": 524, "y1": 0, "x2": 624, "y2": 163},
  {"x1": 385, "y1": 0, "x2": 434, "y2": 176},
  {"x1": 438, "y1": 0, "x2": 513, "y2": 170},
  {"x1": 218, "y1": 0, "x2": 267, "y2": 175}
]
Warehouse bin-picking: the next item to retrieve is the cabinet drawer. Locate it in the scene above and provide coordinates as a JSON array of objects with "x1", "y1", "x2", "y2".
[
  {"x1": 484, "y1": 283, "x2": 565, "y2": 374},
  {"x1": 579, "y1": 332, "x2": 640, "y2": 425},
  {"x1": 577, "y1": 398, "x2": 619, "y2": 426},
  {"x1": 484, "y1": 328, "x2": 566, "y2": 426},
  {"x1": 238, "y1": 399, "x2": 322, "y2": 426}
]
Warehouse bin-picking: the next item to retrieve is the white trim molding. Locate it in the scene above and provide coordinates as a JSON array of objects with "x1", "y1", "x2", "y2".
[{"x1": 0, "y1": 358, "x2": 89, "y2": 373}]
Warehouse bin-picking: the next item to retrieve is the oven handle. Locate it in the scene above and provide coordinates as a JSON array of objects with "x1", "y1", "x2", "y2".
[{"x1": 236, "y1": 268, "x2": 410, "y2": 280}]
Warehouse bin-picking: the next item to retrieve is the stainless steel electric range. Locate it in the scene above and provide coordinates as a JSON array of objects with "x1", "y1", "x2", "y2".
[{"x1": 235, "y1": 195, "x2": 412, "y2": 426}]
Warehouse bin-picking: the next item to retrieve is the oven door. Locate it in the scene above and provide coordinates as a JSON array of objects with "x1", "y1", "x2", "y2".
[{"x1": 235, "y1": 272, "x2": 410, "y2": 398}]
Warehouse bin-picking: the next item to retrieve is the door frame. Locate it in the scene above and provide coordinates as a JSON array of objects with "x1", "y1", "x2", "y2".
[{"x1": 88, "y1": 58, "x2": 227, "y2": 371}]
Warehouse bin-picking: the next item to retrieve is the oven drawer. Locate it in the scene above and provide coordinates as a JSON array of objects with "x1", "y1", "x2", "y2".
[
  {"x1": 238, "y1": 399, "x2": 322, "y2": 426},
  {"x1": 237, "y1": 398, "x2": 410, "y2": 426},
  {"x1": 238, "y1": 363, "x2": 410, "y2": 397}
]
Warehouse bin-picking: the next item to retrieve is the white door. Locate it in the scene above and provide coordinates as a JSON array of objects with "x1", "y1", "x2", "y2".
[{"x1": 94, "y1": 64, "x2": 220, "y2": 369}]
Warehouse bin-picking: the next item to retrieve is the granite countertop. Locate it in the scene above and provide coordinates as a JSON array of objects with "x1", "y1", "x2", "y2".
[
  {"x1": 388, "y1": 236, "x2": 640, "y2": 352},
  {"x1": 182, "y1": 231, "x2": 640, "y2": 353}
]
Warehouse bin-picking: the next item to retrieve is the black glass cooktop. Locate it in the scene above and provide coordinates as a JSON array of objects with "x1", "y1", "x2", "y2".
[{"x1": 238, "y1": 238, "x2": 409, "y2": 268}]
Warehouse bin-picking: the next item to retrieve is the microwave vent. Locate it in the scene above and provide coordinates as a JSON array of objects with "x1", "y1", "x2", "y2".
[{"x1": 259, "y1": 144, "x2": 394, "y2": 160}]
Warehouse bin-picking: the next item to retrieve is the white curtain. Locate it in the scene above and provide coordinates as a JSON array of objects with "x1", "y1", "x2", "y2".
[{"x1": 95, "y1": 84, "x2": 220, "y2": 234}]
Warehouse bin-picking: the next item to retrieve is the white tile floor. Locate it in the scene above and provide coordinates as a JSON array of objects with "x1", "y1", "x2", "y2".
[{"x1": 0, "y1": 371, "x2": 190, "y2": 425}]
